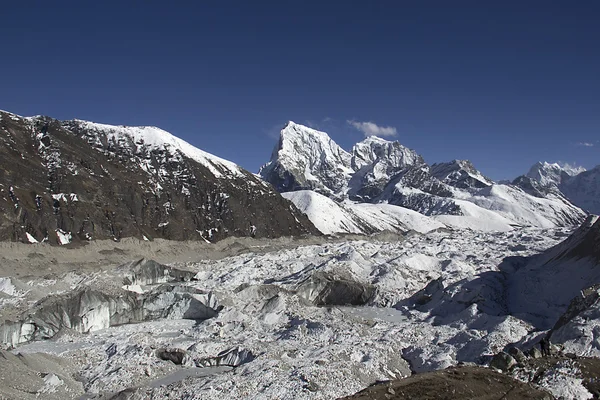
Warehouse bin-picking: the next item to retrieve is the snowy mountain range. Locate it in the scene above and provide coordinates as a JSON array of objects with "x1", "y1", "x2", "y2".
[
  {"x1": 260, "y1": 122, "x2": 588, "y2": 235},
  {"x1": 1, "y1": 110, "x2": 597, "y2": 245},
  {"x1": 0, "y1": 111, "x2": 318, "y2": 245}
]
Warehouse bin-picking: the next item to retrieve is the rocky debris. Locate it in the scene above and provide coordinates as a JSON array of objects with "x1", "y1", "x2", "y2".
[
  {"x1": 296, "y1": 272, "x2": 376, "y2": 306},
  {"x1": 340, "y1": 366, "x2": 555, "y2": 400},
  {"x1": 0, "y1": 111, "x2": 319, "y2": 245},
  {"x1": 506, "y1": 356, "x2": 600, "y2": 399},
  {"x1": 528, "y1": 347, "x2": 543, "y2": 359},
  {"x1": 551, "y1": 284, "x2": 600, "y2": 335},
  {"x1": 489, "y1": 352, "x2": 518, "y2": 372}
]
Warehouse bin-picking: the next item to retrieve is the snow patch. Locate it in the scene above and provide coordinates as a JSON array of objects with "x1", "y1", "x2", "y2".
[
  {"x1": 25, "y1": 232, "x2": 38, "y2": 244},
  {"x1": 55, "y1": 229, "x2": 72, "y2": 245}
]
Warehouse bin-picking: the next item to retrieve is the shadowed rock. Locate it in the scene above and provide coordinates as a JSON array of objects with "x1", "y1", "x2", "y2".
[{"x1": 296, "y1": 272, "x2": 376, "y2": 306}]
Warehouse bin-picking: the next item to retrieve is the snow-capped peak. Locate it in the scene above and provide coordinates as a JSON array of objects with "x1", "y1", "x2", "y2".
[
  {"x1": 526, "y1": 161, "x2": 585, "y2": 187},
  {"x1": 430, "y1": 159, "x2": 493, "y2": 189},
  {"x1": 65, "y1": 119, "x2": 244, "y2": 178},
  {"x1": 351, "y1": 136, "x2": 423, "y2": 171},
  {"x1": 259, "y1": 122, "x2": 353, "y2": 195}
]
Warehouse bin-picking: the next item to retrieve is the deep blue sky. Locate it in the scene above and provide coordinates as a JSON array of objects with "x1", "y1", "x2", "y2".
[{"x1": 1, "y1": 1, "x2": 598, "y2": 180}]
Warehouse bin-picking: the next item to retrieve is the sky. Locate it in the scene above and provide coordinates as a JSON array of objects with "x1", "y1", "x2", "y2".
[{"x1": 1, "y1": 1, "x2": 598, "y2": 180}]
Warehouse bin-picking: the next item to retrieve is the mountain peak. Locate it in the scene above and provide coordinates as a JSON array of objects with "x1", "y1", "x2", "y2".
[
  {"x1": 526, "y1": 161, "x2": 585, "y2": 188},
  {"x1": 430, "y1": 159, "x2": 492, "y2": 189},
  {"x1": 259, "y1": 122, "x2": 353, "y2": 195},
  {"x1": 63, "y1": 119, "x2": 243, "y2": 179}
]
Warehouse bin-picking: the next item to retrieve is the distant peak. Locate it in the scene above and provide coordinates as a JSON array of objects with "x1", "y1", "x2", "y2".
[
  {"x1": 527, "y1": 161, "x2": 586, "y2": 178},
  {"x1": 362, "y1": 135, "x2": 392, "y2": 143}
]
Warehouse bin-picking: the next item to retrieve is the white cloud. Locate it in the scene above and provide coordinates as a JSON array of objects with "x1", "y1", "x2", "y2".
[
  {"x1": 576, "y1": 142, "x2": 594, "y2": 147},
  {"x1": 347, "y1": 120, "x2": 397, "y2": 138}
]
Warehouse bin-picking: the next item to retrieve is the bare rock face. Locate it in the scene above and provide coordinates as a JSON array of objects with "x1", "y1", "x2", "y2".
[{"x1": 0, "y1": 111, "x2": 319, "y2": 245}]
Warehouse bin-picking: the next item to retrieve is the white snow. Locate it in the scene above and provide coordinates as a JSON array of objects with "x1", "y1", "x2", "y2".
[
  {"x1": 25, "y1": 232, "x2": 38, "y2": 244},
  {"x1": 55, "y1": 229, "x2": 72, "y2": 245},
  {"x1": 52, "y1": 193, "x2": 79, "y2": 203},
  {"x1": 0, "y1": 278, "x2": 18, "y2": 296},
  {"x1": 72, "y1": 120, "x2": 244, "y2": 178},
  {"x1": 283, "y1": 190, "x2": 444, "y2": 235}
]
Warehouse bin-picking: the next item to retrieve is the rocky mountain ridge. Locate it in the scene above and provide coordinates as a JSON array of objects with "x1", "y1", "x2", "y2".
[{"x1": 0, "y1": 111, "x2": 319, "y2": 245}]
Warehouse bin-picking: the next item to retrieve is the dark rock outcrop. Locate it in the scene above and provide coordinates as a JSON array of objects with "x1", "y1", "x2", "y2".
[
  {"x1": 0, "y1": 111, "x2": 318, "y2": 244},
  {"x1": 340, "y1": 366, "x2": 554, "y2": 400}
]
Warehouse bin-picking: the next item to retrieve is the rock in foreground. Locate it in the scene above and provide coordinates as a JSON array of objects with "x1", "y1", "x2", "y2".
[{"x1": 340, "y1": 366, "x2": 554, "y2": 400}]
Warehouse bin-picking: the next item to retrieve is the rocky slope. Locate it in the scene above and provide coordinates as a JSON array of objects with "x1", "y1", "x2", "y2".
[
  {"x1": 0, "y1": 111, "x2": 318, "y2": 244},
  {"x1": 340, "y1": 366, "x2": 554, "y2": 400},
  {"x1": 260, "y1": 122, "x2": 586, "y2": 234}
]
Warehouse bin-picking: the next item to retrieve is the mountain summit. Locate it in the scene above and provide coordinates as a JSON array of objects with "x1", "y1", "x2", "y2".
[
  {"x1": 259, "y1": 122, "x2": 353, "y2": 197},
  {"x1": 514, "y1": 161, "x2": 600, "y2": 214}
]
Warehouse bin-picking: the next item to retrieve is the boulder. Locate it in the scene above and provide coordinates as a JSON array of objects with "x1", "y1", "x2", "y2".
[
  {"x1": 529, "y1": 347, "x2": 542, "y2": 359},
  {"x1": 508, "y1": 347, "x2": 528, "y2": 364},
  {"x1": 156, "y1": 348, "x2": 187, "y2": 365},
  {"x1": 489, "y1": 352, "x2": 517, "y2": 372}
]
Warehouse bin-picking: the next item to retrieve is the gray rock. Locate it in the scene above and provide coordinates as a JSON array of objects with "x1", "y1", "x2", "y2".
[
  {"x1": 508, "y1": 347, "x2": 527, "y2": 364},
  {"x1": 528, "y1": 347, "x2": 542, "y2": 359},
  {"x1": 156, "y1": 348, "x2": 187, "y2": 365},
  {"x1": 489, "y1": 352, "x2": 517, "y2": 372}
]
